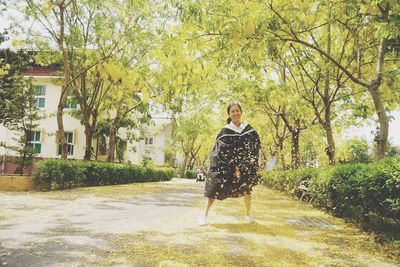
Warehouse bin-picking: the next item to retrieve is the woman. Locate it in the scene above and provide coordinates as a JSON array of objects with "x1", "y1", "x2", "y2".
[{"x1": 198, "y1": 101, "x2": 260, "y2": 225}]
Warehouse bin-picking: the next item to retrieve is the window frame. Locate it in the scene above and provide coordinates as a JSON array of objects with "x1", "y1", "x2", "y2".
[
  {"x1": 145, "y1": 137, "x2": 154, "y2": 145},
  {"x1": 34, "y1": 85, "x2": 46, "y2": 108},
  {"x1": 27, "y1": 130, "x2": 42, "y2": 154},
  {"x1": 58, "y1": 131, "x2": 74, "y2": 156}
]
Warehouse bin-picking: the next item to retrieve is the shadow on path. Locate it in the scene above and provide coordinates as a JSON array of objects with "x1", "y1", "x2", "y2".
[{"x1": 0, "y1": 179, "x2": 399, "y2": 266}]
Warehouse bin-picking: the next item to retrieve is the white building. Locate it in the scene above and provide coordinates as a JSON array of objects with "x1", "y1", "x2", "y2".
[{"x1": 0, "y1": 66, "x2": 176, "y2": 172}]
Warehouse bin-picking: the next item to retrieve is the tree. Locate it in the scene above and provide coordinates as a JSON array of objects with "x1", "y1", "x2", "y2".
[
  {"x1": 264, "y1": 0, "x2": 400, "y2": 159},
  {"x1": 266, "y1": 64, "x2": 311, "y2": 169},
  {"x1": 0, "y1": 49, "x2": 34, "y2": 123},
  {"x1": 18, "y1": 0, "x2": 155, "y2": 160},
  {"x1": 5, "y1": 79, "x2": 39, "y2": 175},
  {"x1": 281, "y1": 43, "x2": 360, "y2": 165},
  {"x1": 92, "y1": 105, "x2": 150, "y2": 163},
  {"x1": 152, "y1": 19, "x2": 227, "y2": 171},
  {"x1": 65, "y1": 0, "x2": 155, "y2": 160},
  {"x1": 0, "y1": 50, "x2": 39, "y2": 175},
  {"x1": 175, "y1": 0, "x2": 400, "y2": 161},
  {"x1": 20, "y1": 0, "x2": 75, "y2": 159},
  {"x1": 167, "y1": 95, "x2": 218, "y2": 176},
  {"x1": 0, "y1": 3, "x2": 9, "y2": 77},
  {"x1": 105, "y1": 94, "x2": 150, "y2": 163}
]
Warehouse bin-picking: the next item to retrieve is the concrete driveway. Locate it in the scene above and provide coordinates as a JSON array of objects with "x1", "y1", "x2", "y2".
[{"x1": 0, "y1": 178, "x2": 399, "y2": 266}]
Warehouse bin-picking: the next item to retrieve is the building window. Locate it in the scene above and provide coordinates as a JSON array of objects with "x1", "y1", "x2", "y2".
[
  {"x1": 58, "y1": 132, "x2": 74, "y2": 156},
  {"x1": 35, "y1": 85, "x2": 46, "y2": 108},
  {"x1": 145, "y1": 137, "x2": 154, "y2": 145},
  {"x1": 27, "y1": 131, "x2": 41, "y2": 154}
]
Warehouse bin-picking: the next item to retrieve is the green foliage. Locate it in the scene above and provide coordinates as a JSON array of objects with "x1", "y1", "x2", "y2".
[
  {"x1": 18, "y1": 0, "x2": 157, "y2": 160},
  {"x1": 36, "y1": 159, "x2": 86, "y2": 189},
  {"x1": 387, "y1": 142, "x2": 400, "y2": 157},
  {"x1": 168, "y1": 95, "x2": 219, "y2": 175},
  {"x1": 184, "y1": 170, "x2": 196, "y2": 179},
  {"x1": 0, "y1": 49, "x2": 40, "y2": 174},
  {"x1": 300, "y1": 140, "x2": 319, "y2": 167},
  {"x1": 337, "y1": 138, "x2": 372, "y2": 164},
  {"x1": 0, "y1": 49, "x2": 35, "y2": 125},
  {"x1": 174, "y1": 0, "x2": 400, "y2": 161},
  {"x1": 35, "y1": 159, "x2": 175, "y2": 190},
  {"x1": 12, "y1": 136, "x2": 38, "y2": 175},
  {"x1": 261, "y1": 158, "x2": 400, "y2": 237},
  {"x1": 2, "y1": 79, "x2": 39, "y2": 175},
  {"x1": 141, "y1": 157, "x2": 154, "y2": 167}
]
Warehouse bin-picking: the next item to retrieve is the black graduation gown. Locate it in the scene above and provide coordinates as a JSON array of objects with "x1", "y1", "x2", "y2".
[{"x1": 205, "y1": 123, "x2": 260, "y2": 200}]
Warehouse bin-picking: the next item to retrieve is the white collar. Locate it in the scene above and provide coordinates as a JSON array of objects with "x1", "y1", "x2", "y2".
[{"x1": 224, "y1": 121, "x2": 248, "y2": 133}]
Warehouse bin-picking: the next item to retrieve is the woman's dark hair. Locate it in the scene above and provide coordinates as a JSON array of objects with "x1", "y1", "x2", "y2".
[{"x1": 226, "y1": 101, "x2": 242, "y2": 124}]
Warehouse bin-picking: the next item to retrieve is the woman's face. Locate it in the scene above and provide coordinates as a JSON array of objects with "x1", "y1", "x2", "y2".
[{"x1": 229, "y1": 104, "x2": 242, "y2": 124}]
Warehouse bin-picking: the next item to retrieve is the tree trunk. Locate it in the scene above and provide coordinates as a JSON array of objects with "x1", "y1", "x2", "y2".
[
  {"x1": 271, "y1": 128, "x2": 286, "y2": 169},
  {"x1": 369, "y1": 84, "x2": 388, "y2": 159},
  {"x1": 83, "y1": 123, "x2": 93, "y2": 160},
  {"x1": 180, "y1": 152, "x2": 190, "y2": 176},
  {"x1": 277, "y1": 139, "x2": 286, "y2": 169},
  {"x1": 95, "y1": 136, "x2": 99, "y2": 160},
  {"x1": 290, "y1": 132, "x2": 300, "y2": 169},
  {"x1": 279, "y1": 113, "x2": 303, "y2": 169},
  {"x1": 82, "y1": 108, "x2": 97, "y2": 160},
  {"x1": 57, "y1": 2, "x2": 70, "y2": 159},
  {"x1": 290, "y1": 121, "x2": 301, "y2": 169},
  {"x1": 188, "y1": 156, "x2": 195, "y2": 170},
  {"x1": 19, "y1": 131, "x2": 29, "y2": 175},
  {"x1": 324, "y1": 5, "x2": 335, "y2": 165},
  {"x1": 56, "y1": 103, "x2": 68, "y2": 159},
  {"x1": 116, "y1": 140, "x2": 124, "y2": 163},
  {"x1": 189, "y1": 145, "x2": 201, "y2": 170},
  {"x1": 325, "y1": 120, "x2": 336, "y2": 165},
  {"x1": 271, "y1": 112, "x2": 287, "y2": 170},
  {"x1": 369, "y1": 36, "x2": 388, "y2": 159},
  {"x1": 370, "y1": 7, "x2": 389, "y2": 159},
  {"x1": 107, "y1": 117, "x2": 118, "y2": 162}
]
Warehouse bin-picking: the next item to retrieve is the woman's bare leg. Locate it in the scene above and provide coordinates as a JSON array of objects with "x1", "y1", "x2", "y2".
[{"x1": 204, "y1": 197, "x2": 215, "y2": 216}]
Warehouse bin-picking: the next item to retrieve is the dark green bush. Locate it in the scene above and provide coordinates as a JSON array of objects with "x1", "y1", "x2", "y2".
[
  {"x1": 35, "y1": 159, "x2": 85, "y2": 189},
  {"x1": 184, "y1": 170, "x2": 197, "y2": 179},
  {"x1": 35, "y1": 159, "x2": 175, "y2": 189},
  {"x1": 261, "y1": 158, "x2": 400, "y2": 236}
]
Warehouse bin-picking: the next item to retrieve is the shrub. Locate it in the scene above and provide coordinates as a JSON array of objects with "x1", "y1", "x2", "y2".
[
  {"x1": 35, "y1": 159, "x2": 85, "y2": 189},
  {"x1": 261, "y1": 158, "x2": 400, "y2": 237},
  {"x1": 184, "y1": 170, "x2": 197, "y2": 179},
  {"x1": 35, "y1": 159, "x2": 175, "y2": 189}
]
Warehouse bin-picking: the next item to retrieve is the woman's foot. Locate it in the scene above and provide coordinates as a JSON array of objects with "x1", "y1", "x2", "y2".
[{"x1": 245, "y1": 215, "x2": 255, "y2": 223}]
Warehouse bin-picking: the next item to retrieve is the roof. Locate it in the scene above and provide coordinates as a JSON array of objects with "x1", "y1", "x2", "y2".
[{"x1": 23, "y1": 66, "x2": 62, "y2": 77}]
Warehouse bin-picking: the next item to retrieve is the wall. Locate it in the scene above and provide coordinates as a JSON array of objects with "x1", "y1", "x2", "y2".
[{"x1": 0, "y1": 175, "x2": 35, "y2": 191}]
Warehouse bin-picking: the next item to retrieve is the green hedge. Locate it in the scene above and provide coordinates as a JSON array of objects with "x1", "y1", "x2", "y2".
[
  {"x1": 261, "y1": 158, "x2": 400, "y2": 236},
  {"x1": 184, "y1": 170, "x2": 197, "y2": 179},
  {"x1": 35, "y1": 159, "x2": 175, "y2": 189}
]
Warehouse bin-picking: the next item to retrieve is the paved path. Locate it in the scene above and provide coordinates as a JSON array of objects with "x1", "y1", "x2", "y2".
[{"x1": 0, "y1": 179, "x2": 399, "y2": 266}]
